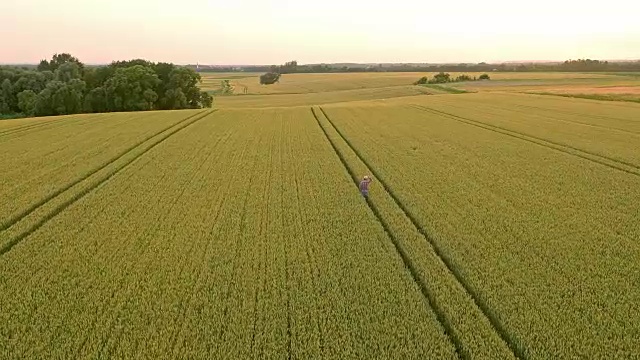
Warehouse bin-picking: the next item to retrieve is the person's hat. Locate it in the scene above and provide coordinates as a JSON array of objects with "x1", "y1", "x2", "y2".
[{"x1": 363, "y1": 175, "x2": 369, "y2": 179}]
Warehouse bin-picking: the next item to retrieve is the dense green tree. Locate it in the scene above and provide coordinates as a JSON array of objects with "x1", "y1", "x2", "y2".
[
  {"x1": 55, "y1": 63, "x2": 82, "y2": 82},
  {"x1": 32, "y1": 80, "x2": 85, "y2": 116},
  {"x1": 155, "y1": 65, "x2": 211, "y2": 109},
  {"x1": 104, "y1": 65, "x2": 160, "y2": 111},
  {"x1": 430, "y1": 72, "x2": 451, "y2": 84},
  {"x1": 2, "y1": 54, "x2": 212, "y2": 117},
  {"x1": 37, "y1": 59, "x2": 50, "y2": 72},
  {"x1": 111, "y1": 59, "x2": 154, "y2": 69},
  {"x1": 1, "y1": 79, "x2": 15, "y2": 112},
  {"x1": 0, "y1": 97, "x2": 9, "y2": 114},
  {"x1": 162, "y1": 88, "x2": 188, "y2": 109},
  {"x1": 83, "y1": 66, "x2": 116, "y2": 89},
  {"x1": 32, "y1": 81, "x2": 64, "y2": 116},
  {"x1": 153, "y1": 62, "x2": 177, "y2": 104},
  {"x1": 38, "y1": 53, "x2": 84, "y2": 73},
  {"x1": 51, "y1": 53, "x2": 84, "y2": 72},
  {"x1": 12, "y1": 71, "x2": 48, "y2": 95},
  {"x1": 169, "y1": 67, "x2": 201, "y2": 107},
  {"x1": 53, "y1": 79, "x2": 85, "y2": 114},
  {"x1": 83, "y1": 87, "x2": 108, "y2": 113},
  {"x1": 260, "y1": 72, "x2": 281, "y2": 85},
  {"x1": 414, "y1": 73, "x2": 490, "y2": 86},
  {"x1": 42, "y1": 70, "x2": 55, "y2": 82},
  {"x1": 17, "y1": 90, "x2": 37, "y2": 116},
  {"x1": 200, "y1": 92, "x2": 213, "y2": 108},
  {"x1": 414, "y1": 76, "x2": 428, "y2": 85}
]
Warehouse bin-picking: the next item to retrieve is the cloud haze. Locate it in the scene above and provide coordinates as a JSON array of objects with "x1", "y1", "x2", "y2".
[{"x1": 1, "y1": 0, "x2": 639, "y2": 64}]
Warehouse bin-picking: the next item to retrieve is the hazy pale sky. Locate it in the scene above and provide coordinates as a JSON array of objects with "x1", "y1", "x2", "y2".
[{"x1": 2, "y1": 0, "x2": 639, "y2": 64}]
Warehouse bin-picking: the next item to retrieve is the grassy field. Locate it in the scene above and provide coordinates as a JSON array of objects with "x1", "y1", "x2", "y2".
[{"x1": 2, "y1": 72, "x2": 640, "y2": 358}]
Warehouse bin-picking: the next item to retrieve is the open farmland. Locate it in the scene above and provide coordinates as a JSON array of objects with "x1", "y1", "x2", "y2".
[
  {"x1": 201, "y1": 71, "x2": 622, "y2": 96},
  {"x1": 202, "y1": 71, "x2": 640, "y2": 107},
  {"x1": 319, "y1": 96, "x2": 640, "y2": 358},
  {"x1": 1, "y1": 74, "x2": 640, "y2": 359},
  {"x1": 199, "y1": 72, "x2": 263, "y2": 93},
  {"x1": 215, "y1": 85, "x2": 438, "y2": 108},
  {"x1": 1, "y1": 109, "x2": 458, "y2": 359}
]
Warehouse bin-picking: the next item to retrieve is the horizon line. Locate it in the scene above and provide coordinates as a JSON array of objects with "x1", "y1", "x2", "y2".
[{"x1": 2, "y1": 58, "x2": 639, "y2": 67}]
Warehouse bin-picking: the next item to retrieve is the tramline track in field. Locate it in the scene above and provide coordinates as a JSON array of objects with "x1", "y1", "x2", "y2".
[
  {"x1": 0, "y1": 110, "x2": 214, "y2": 256},
  {"x1": 312, "y1": 106, "x2": 521, "y2": 359}
]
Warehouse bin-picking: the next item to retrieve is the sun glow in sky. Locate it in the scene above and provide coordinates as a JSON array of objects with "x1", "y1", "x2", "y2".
[{"x1": 1, "y1": 0, "x2": 639, "y2": 64}]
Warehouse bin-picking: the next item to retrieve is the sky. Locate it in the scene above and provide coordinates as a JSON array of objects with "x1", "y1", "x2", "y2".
[{"x1": 1, "y1": 0, "x2": 639, "y2": 65}]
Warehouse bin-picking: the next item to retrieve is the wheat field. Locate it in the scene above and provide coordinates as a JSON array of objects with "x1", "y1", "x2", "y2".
[{"x1": 1, "y1": 71, "x2": 639, "y2": 359}]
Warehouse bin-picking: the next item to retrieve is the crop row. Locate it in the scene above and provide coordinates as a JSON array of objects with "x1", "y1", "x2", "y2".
[
  {"x1": 0, "y1": 109, "x2": 205, "y2": 230},
  {"x1": 1, "y1": 108, "x2": 457, "y2": 358},
  {"x1": 409, "y1": 104, "x2": 640, "y2": 177},
  {"x1": 321, "y1": 102, "x2": 640, "y2": 358},
  {"x1": 0, "y1": 110, "x2": 212, "y2": 255},
  {"x1": 0, "y1": 113, "x2": 99, "y2": 137},
  {"x1": 406, "y1": 93, "x2": 640, "y2": 168},
  {"x1": 312, "y1": 106, "x2": 516, "y2": 359}
]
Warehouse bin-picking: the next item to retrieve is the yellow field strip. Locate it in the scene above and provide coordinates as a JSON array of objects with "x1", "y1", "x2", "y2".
[
  {"x1": 321, "y1": 103, "x2": 640, "y2": 358},
  {"x1": 411, "y1": 105, "x2": 640, "y2": 176},
  {"x1": 312, "y1": 106, "x2": 519, "y2": 359},
  {"x1": 0, "y1": 115, "x2": 101, "y2": 138},
  {"x1": 1, "y1": 111, "x2": 209, "y2": 227},
  {"x1": 0, "y1": 108, "x2": 458, "y2": 358},
  {"x1": 0, "y1": 110, "x2": 214, "y2": 256}
]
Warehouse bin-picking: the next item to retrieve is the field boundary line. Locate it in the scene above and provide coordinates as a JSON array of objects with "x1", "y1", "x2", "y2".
[
  {"x1": 316, "y1": 106, "x2": 526, "y2": 359},
  {"x1": 0, "y1": 110, "x2": 208, "y2": 232},
  {"x1": 0, "y1": 109, "x2": 214, "y2": 257},
  {"x1": 311, "y1": 107, "x2": 465, "y2": 359},
  {"x1": 411, "y1": 105, "x2": 640, "y2": 177}
]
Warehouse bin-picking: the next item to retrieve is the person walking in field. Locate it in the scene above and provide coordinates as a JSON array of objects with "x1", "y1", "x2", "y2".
[{"x1": 359, "y1": 175, "x2": 372, "y2": 198}]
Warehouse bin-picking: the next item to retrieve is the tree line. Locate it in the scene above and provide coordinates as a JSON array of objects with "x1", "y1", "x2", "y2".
[
  {"x1": 414, "y1": 72, "x2": 490, "y2": 85},
  {"x1": 0, "y1": 53, "x2": 213, "y2": 118},
  {"x1": 192, "y1": 59, "x2": 640, "y2": 74}
]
